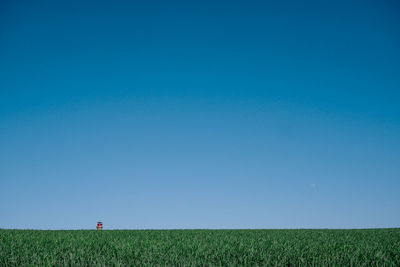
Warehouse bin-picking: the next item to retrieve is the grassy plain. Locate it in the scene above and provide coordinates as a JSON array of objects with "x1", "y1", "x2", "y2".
[{"x1": 1, "y1": 228, "x2": 399, "y2": 266}]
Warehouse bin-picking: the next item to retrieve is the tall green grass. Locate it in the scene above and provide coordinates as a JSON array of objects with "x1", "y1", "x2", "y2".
[{"x1": 1, "y1": 229, "x2": 399, "y2": 266}]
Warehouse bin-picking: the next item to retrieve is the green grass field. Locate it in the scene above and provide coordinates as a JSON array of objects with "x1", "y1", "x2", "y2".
[{"x1": 1, "y1": 229, "x2": 399, "y2": 266}]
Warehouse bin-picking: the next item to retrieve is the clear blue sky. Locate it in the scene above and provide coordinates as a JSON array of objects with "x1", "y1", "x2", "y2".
[{"x1": 1, "y1": 0, "x2": 399, "y2": 229}]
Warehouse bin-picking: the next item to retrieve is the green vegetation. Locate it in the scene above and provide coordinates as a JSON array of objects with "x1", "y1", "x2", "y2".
[{"x1": 1, "y1": 229, "x2": 399, "y2": 266}]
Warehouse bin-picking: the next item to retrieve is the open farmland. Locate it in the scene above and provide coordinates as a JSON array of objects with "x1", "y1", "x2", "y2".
[{"x1": 1, "y1": 229, "x2": 399, "y2": 266}]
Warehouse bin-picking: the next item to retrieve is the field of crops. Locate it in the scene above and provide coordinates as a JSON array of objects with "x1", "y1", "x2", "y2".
[{"x1": 1, "y1": 228, "x2": 399, "y2": 266}]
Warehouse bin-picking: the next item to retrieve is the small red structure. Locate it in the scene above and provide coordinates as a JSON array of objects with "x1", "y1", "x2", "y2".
[{"x1": 96, "y1": 221, "x2": 103, "y2": 230}]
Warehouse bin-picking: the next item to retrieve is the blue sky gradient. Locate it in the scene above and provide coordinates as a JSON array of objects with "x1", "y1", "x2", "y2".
[{"x1": 1, "y1": 0, "x2": 399, "y2": 229}]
